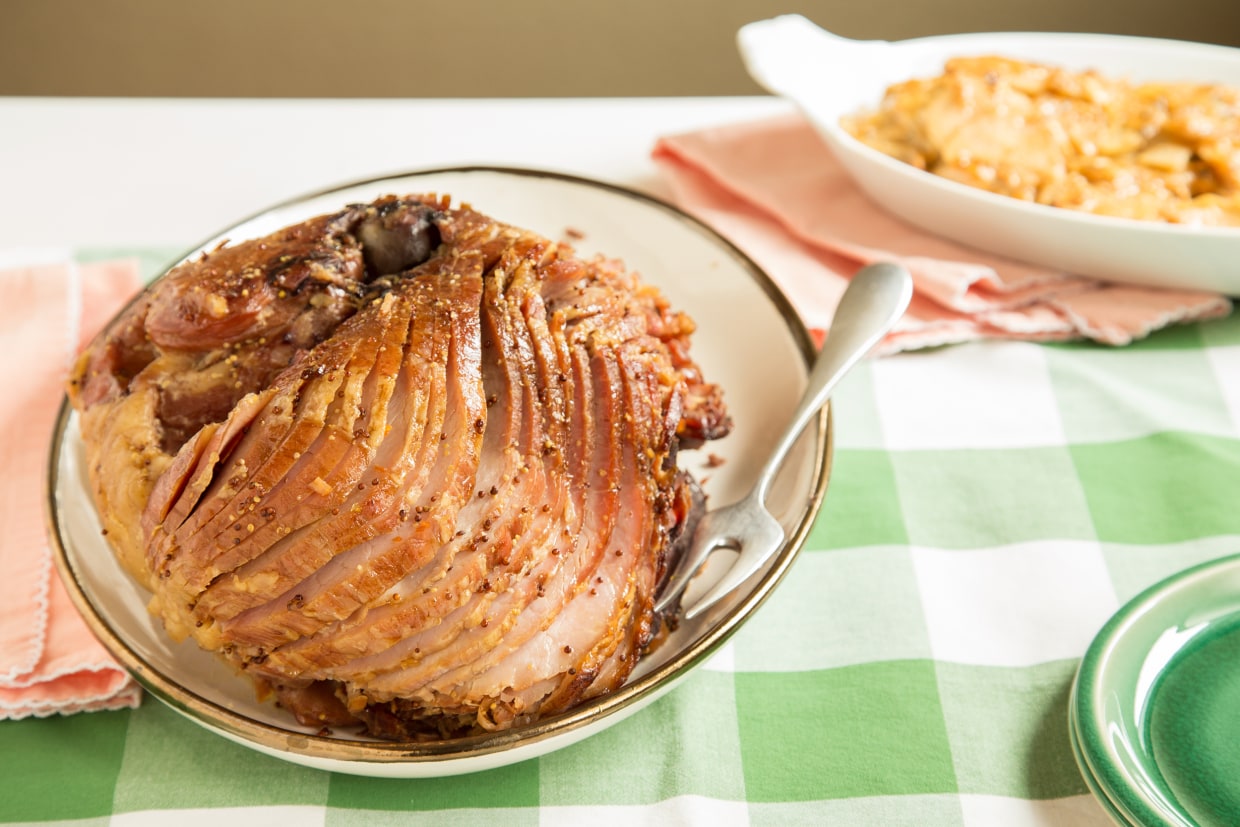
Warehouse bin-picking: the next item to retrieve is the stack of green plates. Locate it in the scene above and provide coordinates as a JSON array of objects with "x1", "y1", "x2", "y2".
[{"x1": 1071, "y1": 554, "x2": 1240, "y2": 827}]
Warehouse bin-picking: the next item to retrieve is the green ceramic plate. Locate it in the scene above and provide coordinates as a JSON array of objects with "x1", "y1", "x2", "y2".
[
  {"x1": 1072, "y1": 553, "x2": 1240, "y2": 827},
  {"x1": 1067, "y1": 701, "x2": 1136, "y2": 827}
]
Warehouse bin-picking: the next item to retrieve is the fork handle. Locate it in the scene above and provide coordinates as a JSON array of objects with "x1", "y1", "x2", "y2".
[
  {"x1": 753, "y1": 262, "x2": 912, "y2": 503},
  {"x1": 679, "y1": 263, "x2": 912, "y2": 620},
  {"x1": 656, "y1": 263, "x2": 911, "y2": 619}
]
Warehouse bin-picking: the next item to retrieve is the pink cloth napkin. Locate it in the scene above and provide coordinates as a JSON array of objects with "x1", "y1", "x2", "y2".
[
  {"x1": 0, "y1": 259, "x2": 144, "y2": 719},
  {"x1": 652, "y1": 113, "x2": 1232, "y2": 350}
]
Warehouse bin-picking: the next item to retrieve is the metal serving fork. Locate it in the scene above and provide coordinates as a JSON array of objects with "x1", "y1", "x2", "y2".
[{"x1": 655, "y1": 262, "x2": 914, "y2": 620}]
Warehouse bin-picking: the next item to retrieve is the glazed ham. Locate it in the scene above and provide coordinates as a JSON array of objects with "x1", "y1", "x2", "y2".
[{"x1": 69, "y1": 195, "x2": 729, "y2": 738}]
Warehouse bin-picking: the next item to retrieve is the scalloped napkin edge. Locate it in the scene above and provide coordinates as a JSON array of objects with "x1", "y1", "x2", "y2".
[
  {"x1": 0, "y1": 257, "x2": 143, "y2": 719},
  {"x1": 652, "y1": 113, "x2": 1231, "y2": 351}
]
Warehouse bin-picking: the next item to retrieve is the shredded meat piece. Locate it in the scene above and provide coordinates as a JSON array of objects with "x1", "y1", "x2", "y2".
[
  {"x1": 842, "y1": 55, "x2": 1240, "y2": 226},
  {"x1": 69, "y1": 194, "x2": 729, "y2": 739}
]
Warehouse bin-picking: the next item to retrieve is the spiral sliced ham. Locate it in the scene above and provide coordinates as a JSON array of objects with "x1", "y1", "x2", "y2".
[{"x1": 69, "y1": 194, "x2": 730, "y2": 738}]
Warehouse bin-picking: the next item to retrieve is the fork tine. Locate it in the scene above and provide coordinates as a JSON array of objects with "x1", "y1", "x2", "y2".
[
  {"x1": 682, "y1": 518, "x2": 785, "y2": 620},
  {"x1": 653, "y1": 512, "x2": 733, "y2": 614}
]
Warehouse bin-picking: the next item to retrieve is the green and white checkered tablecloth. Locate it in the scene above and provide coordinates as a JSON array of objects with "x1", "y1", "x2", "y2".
[{"x1": 7, "y1": 251, "x2": 1240, "y2": 826}]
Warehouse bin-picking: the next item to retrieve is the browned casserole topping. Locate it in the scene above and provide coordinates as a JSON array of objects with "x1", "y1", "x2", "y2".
[{"x1": 842, "y1": 55, "x2": 1240, "y2": 226}]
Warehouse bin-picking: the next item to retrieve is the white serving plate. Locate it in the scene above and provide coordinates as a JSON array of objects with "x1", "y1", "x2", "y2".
[
  {"x1": 47, "y1": 167, "x2": 831, "y2": 778},
  {"x1": 738, "y1": 15, "x2": 1240, "y2": 294}
]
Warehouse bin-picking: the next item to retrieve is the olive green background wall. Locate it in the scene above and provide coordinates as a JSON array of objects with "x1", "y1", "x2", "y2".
[{"x1": 3, "y1": 0, "x2": 1238, "y2": 97}]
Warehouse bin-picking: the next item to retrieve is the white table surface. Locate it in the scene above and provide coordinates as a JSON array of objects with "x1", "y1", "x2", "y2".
[{"x1": 0, "y1": 96, "x2": 791, "y2": 250}]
